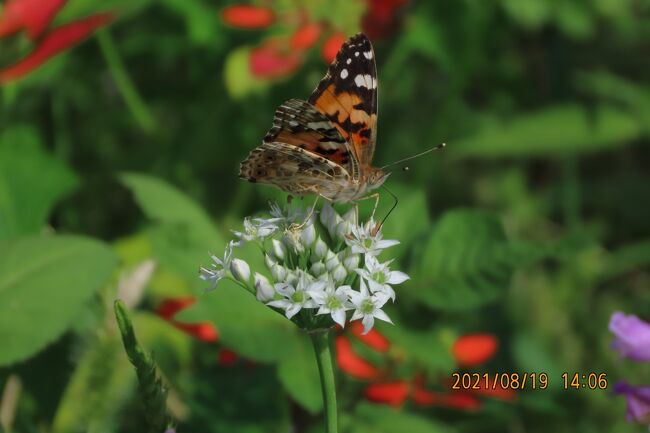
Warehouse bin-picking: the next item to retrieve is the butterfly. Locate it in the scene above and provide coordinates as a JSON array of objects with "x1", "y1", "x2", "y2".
[{"x1": 239, "y1": 33, "x2": 389, "y2": 203}]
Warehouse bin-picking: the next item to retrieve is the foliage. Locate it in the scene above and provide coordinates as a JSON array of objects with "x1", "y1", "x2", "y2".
[{"x1": 0, "y1": 0, "x2": 649, "y2": 432}]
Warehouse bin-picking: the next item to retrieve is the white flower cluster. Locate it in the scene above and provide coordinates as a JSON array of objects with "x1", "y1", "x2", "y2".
[{"x1": 199, "y1": 202, "x2": 409, "y2": 334}]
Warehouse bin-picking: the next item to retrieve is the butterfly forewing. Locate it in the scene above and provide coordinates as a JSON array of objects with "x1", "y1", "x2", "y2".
[{"x1": 308, "y1": 33, "x2": 378, "y2": 169}]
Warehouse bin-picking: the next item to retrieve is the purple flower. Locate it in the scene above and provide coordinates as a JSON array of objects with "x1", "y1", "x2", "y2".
[
  {"x1": 613, "y1": 381, "x2": 650, "y2": 425},
  {"x1": 609, "y1": 312, "x2": 650, "y2": 362}
]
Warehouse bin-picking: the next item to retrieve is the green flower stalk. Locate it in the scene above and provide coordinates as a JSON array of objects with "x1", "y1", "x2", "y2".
[
  {"x1": 114, "y1": 300, "x2": 173, "y2": 433},
  {"x1": 199, "y1": 201, "x2": 409, "y2": 433}
]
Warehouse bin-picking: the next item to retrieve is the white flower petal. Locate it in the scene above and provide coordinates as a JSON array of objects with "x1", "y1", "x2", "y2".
[
  {"x1": 373, "y1": 309, "x2": 393, "y2": 324},
  {"x1": 361, "y1": 315, "x2": 375, "y2": 334},
  {"x1": 332, "y1": 309, "x2": 347, "y2": 328},
  {"x1": 350, "y1": 310, "x2": 364, "y2": 321},
  {"x1": 375, "y1": 239, "x2": 400, "y2": 249},
  {"x1": 285, "y1": 304, "x2": 302, "y2": 319},
  {"x1": 387, "y1": 271, "x2": 409, "y2": 285}
]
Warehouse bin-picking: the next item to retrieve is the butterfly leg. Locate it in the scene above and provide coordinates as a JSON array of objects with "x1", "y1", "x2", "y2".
[{"x1": 290, "y1": 196, "x2": 320, "y2": 231}]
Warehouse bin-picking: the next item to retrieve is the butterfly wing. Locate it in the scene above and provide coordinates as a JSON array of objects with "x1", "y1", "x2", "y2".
[
  {"x1": 239, "y1": 141, "x2": 352, "y2": 198},
  {"x1": 308, "y1": 33, "x2": 377, "y2": 172}
]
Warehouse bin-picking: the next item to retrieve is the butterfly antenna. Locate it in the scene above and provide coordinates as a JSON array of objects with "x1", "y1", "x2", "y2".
[
  {"x1": 381, "y1": 142, "x2": 446, "y2": 171},
  {"x1": 376, "y1": 185, "x2": 398, "y2": 233}
]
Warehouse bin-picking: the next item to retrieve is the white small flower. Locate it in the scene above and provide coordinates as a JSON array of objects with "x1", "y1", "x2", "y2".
[
  {"x1": 271, "y1": 263, "x2": 288, "y2": 282},
  {"x1": 232, "y1": 217, "x2": 277, "y2": 245},
  {"x1": 310, "y1": 261, "x2": 326, "y2": 277},
  {"x1": 282, "y1": 230, "x2": 305, "y2": 254},
  {"x1": 267, "y1": 201, "x2": 305, "y2": 229},
  {"x1": 312, "y1": 237, "x2": 328, "y2": 260},
  {"x1": 254, "y1": 272, "x2": 275, "y2": 302},
  {"x1": 265, "y1": 254, "x2": 276, "y2": 270},
  {"x1": 346, "y1": 219, "x2": 399, "y2": 256},
  {"x1": 349, "y1": 278, "x2": 393, "y2": 334},
  {"x1": 300, "y1": 223, "x2": 316, "y2": 247},
  {"x1": 332, "y1": 264, "x2": 347, "y2": 283},
  {"x1": 356, "y1": 255, "x2": 409, "y2": 301},
  {"x1": 320, "y1": 203, "x2": 342, "y2": 237},
  {"x1": 343, "y1": 253, "x2": 360, "y2": 271},
  {"x1": 267, "y1": 275, "x2": 323, "y2": 319},
  {"x1": 308, "y1": 283, "x2": 352, "y2": 327},
  {"x1": 322, "y1": 249, "x2": 336, "y2": 269},
  {"x1": 271, "y1": 239, "x2": 287, "y2": 261},
  {"x1": 230, "y1": 258, "x2": 251, "y2": 284},
  {"x1": 199, "y1": 241, "x2": 235, "y2": 290}
]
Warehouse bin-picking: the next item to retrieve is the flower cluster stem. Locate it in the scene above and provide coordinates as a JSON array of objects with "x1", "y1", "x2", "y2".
[{"x1": 310, "y1": 330, "x2": 338, "y2": 433}]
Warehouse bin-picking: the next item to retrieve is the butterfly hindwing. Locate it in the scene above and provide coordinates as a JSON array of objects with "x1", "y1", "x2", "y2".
[
  {"x1": 239, "y1": 141, "x2": 351, "y2": 197},
  {"x1": 308, "y1": 33, "x2": 377, "y2": 168}
]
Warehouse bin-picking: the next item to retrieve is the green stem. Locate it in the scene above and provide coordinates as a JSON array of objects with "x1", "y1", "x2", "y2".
[
  {"x1": 310, "y1": 330, "x2": 338, "y2": 433},
  {"x1": 96, "y1": 29, "x2": 157, "y2": 133}
]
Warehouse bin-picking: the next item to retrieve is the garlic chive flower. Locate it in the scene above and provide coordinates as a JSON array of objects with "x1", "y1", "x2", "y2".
[
  {"x1": 356, "y1": 255, "x2": 409, "y2": 301},
  {"x1": 346, "y1": 218, "x2": 400, "y2": 256},
  {"x1": 200, "y1": 201, "x2": 407, "y2": 333},
  {"x1": 200, "y1": 240, "x2": 235, "y2": 290},
  {"x1": 349, "y1": 278, "x2": 393, "y2": 335}
]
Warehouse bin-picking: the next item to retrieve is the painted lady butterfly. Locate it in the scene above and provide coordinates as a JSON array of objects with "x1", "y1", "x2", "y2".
[{"x1": 239, "y1": 33, "x2": 388, "y2": 203}]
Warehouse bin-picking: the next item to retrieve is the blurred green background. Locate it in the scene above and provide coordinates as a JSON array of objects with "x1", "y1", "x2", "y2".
[{"x1": 1, "y1": 0, "x2": 649, "y2": 432}]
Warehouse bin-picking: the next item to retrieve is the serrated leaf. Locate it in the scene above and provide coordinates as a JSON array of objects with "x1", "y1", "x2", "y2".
[
  {"x1": 277, "y1": 333, "x2": 322, "y2": 414},
  {"x1": 0, "y1": 126, "x2": 78, "y2": 240},
  {"x1": 0, "y1": 236, "x2": 117, "y2": 366},
  {"x1": 411, "y1": 210, "x2": 545, "y2": 310}
]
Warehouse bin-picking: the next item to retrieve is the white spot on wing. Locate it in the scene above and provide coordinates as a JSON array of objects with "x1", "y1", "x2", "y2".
[
  {"x1": 354, "y1": 74, "x2": 375, "y2": 89},
  {"x1": 363, "y1": 51, "x2": 373, "y2": 59},
  {"x1": 346, "y1": 58, "x2": 352, "y2": 65},
  {"x1": 355, "y1": 52, "x2": 359, "y2": 57},
  {"x1": 340, "y1": 69, "x2": 348, "y2": 79}
]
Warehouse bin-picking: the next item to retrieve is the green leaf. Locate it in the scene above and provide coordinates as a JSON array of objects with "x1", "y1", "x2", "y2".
[
  {"x1": 0, "y1": 236, "x2": 117, "y2": 366},
  {"x1": 411, "y1": 210, "x2": 545, "y2": 310},
  {"x1": 277, "y1": 333, "x2": 323, "y2": 414},
  {"x1": 177, "y1": 279, "x2": 301, "y2": 363},
  {"x1": 346, "y1": 403, "x2": 455, "y2": 433},
  {"x1": 500, "y1": 0, "x2": 551, "y2": 29},
  {"x1": 0, "y1": 126, "x2": 78, "y2": 240},
  {"x1": 601, "y1": 239, "x2": 650, "y2": 280},
  {"x1": 120, "y1": 173, "x2": 225, "y2": 287},
  {"x1": 160, "y1": 0, "x2": 220, "y2": 45},
  {"x1": 452, "y1": 104, "x2": 643, "y2": 158}
]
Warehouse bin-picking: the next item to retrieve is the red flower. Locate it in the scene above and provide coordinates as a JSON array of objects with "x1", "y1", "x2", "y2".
[
  {"x1": 350, "y1": 321, "x2": 391, "y2": 353},
  {"x1": 0, "y1": 13, "x2": 114, "y2": 84},
  {"x1": 155, "y1": 297, "x2": 219, "y2": 343},
  {"x1": 290, "y1": 23, "x2": 322, "y2": 51},
  {"x1": 365, "y1": 381, "x2": 410, "y2": 407},
  {"x1": 218, "y1": 349, "x2": 240, "y2": 366},
  {"x1": 336, "y1": 336, "x2": 383, "y2": 380},
  {"x1": 0, "y1": 0, "x2": 66, "y2": 40},
  {"x1": 321, "y1": 32, "x2": 346, "y2": 64},
  {"x1": 452, "y1": 334, "x2": 498, "y2": 367},
  {"x1": 249, "y1": 39, "x2": 301, "y2": 79},
  {"x1": 439, "y1": 393, "x2": 482, "y2": 411},
  {"x1": 362, "y1": 0, "x2": 408, "y2": 40},
  {"x1": 222, "y1": 5, "x2": 274, "y2": 29}
]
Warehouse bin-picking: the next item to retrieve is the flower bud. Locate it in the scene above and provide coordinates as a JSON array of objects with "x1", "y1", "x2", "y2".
[
  {"x1": 271, "y1": 239, "x2": 286, "y2": 261},
  {"x1": 230, "y1": 258, "x2": 251, "y2": 284},
  {"x1": 271, "y1": 263, "x2": 287, "y2": 281},
  {"x1": 325, "y1": 251, "x2": 340, "y2": 271},
  {"x1": 282, "y1": 231, "x2": 305, "y2": 254},
  {"x1": 312, "y1": 237, "x2": 328, "y2": 260},
  {"x1": 310, "y1": 261, "x2": 326, "y2": 276},
  {"x1": 343, "y1": 254, "x2": 360, "y2": 271},
  {"x1": 300, "y1": 223, "x2": 316, "y2": 247},
  {"x1": 264, "y1": 254, "x2": 276, "y2": 270},
  {"x1": 335, "y1": 220, "x2": 352, "y2": 239},
  {"x1": 285, "y1": 270, "x2": 300, "y2": 286},
  {"x1": 332, "y1": 264, "x2": 347, "y2": 283},
  {"x1": 254, "y1": 272, "x2": 275, "y2": 302},
  {"x1": 320, "y1": 203, "x2": 342, "y2": 237}
]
